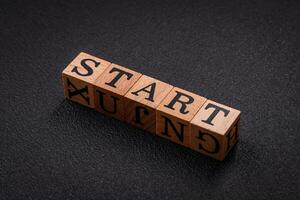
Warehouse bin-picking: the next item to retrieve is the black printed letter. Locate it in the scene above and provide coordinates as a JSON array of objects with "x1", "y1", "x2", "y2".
[
  {"x1": 105, "y1": 68, "x2": 133, "y2": 88},
  {"x1": 197, "y1": 131, "x2": 220, "y2": 154},
  {"x1": 131, "y1": 83, "x2": 156, "y2": 102},
  {"x1": 67, "y1": 79, "x2": 89, "y2": 104},
  {"x1": 71, "y1": 58, "x2": 100, "y2": 76},
  {"x1": 161, "y1": 116, "x2": 186, "y2": 142},
  {"x1": 96, "y1": 90, "x2": 119, "y2": 114},
  {"x1": 134, "y1": 106, "x2": 150, "y2": 125},
  {"x1": 164, "y1": 91, "x2": 194, "y2": 114},
  {"x1": 201, "y1": 103, "x2": 230, "y2": 126}
]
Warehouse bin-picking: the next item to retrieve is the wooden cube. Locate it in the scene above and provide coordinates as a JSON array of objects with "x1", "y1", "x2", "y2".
[
  {"x1": 156, "y1": 87, "x2": 207, "y2": 147},
  {"x1": 62, "y1": 52, "x2": 111, "y2": 108},
  {"x1": 124, "y1": 75, "x2": 173, "y2": 133},
  {"x1": 190, "y1": 100, "x2": 241, "y2": 160},
  {"x1": 94, "y1": 63, "x2": 142, "y2": 121}
]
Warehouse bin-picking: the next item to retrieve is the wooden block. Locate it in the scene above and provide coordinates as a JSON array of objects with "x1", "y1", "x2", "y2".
[
  {"x1": 62, "y1": 52, "x2": 111, "y2": 108},
  {"x1": 156, "y1": 87, "x2": 207, "y2": 147},
  {"x1": 124, "y1": 75, "x2": 173, "y2": 133},
  {"x1": 190, "y1": 100, "x2": 241, "y2": 160},
  {"x1": 94, "y1": 63, "x2": 142, "y2": 121}
]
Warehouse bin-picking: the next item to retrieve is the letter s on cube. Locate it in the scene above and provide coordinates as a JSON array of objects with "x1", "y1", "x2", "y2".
[{"x1": 62, "y1": 52, "x2": 111, "y2": 108}]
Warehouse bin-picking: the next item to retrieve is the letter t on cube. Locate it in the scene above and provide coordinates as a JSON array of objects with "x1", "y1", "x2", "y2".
[
  {"x1": 190, "y1": 100, "x2": 241, "y2": 160},
  {"x1": 94, "y1": 63, "x2": 142, "y2": 121}
]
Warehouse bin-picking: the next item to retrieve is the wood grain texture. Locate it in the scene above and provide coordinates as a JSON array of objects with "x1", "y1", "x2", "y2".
[
  {"x1": 62, "y1": 52, "x2": 111, "y2": 108},
  {"x1": 190, "y1": 100, "x2": 241, "y2": 160},
  {"x1": 156, "y1": 87, "x2": 207, "y2": 147},
  {"x1": 94, "y1": 63, "x2": 142, "y2": 121},
  {"x1": 124, "y1": 75, "x2": 173, "y2": 133}
]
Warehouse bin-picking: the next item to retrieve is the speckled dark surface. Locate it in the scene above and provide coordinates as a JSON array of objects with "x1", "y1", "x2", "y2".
[{"x1": 1, "y1": 0, "x2": 299, "y2": 199}]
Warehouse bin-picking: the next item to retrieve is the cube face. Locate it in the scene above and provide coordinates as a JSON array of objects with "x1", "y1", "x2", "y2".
[
  {"x1": 190, "y1": 119, "x2": 240, "y2": 160},
  {"x1": 124, "y1": 75, "x2": 173, "y2": 133},
  {"x1": 190, "y1": 125, "x2": 226, "y2": 160},
  {"x1": 224, "y1": 119, "x2": 240, "y2": 154},
  {"x1": 191, "y1": 100, "x2": 241, "y2": 136},
  {"x1": 156, "y1": 87, "x2": 207, "y2": 147},
  {"x1": 94, "y1": 63, "x2": 142, "y2": 121},
  {"x1": 62, "y1": 75, "x2": 94, "y2": 107},
  {"x1": 190, "y1": 100, "x2": 241, "y2": 160},
  {"x1": 62, "y1": 52, "x2": 111, "y2": 108},
  {"x1": 61, "y1": 52, "x2": 242, "y2": 161},
  {"x1": 125, "y1": 101, "x2": 156, "y2": 133},
  {"x1": 94, "y1": 89, "x2": 125, "y2": 120},
  {"x1": 156, "y1": 112, "x2": 191, "y2": 146}
]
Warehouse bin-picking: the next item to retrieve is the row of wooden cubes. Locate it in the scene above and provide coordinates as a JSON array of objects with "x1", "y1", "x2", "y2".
[{"x1": 62, "y1": 52, "x2": 241, "y2": 160}]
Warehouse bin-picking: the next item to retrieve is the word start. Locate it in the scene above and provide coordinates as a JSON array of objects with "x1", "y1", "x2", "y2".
[{"x1": 62, "y1": 52, "x2": 241, "y2": 160}]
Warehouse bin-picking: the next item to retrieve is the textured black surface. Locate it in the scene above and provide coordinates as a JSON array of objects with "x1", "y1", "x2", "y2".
[{"x1": 1, "y1": 0, "x2": 299, "y2": 199}]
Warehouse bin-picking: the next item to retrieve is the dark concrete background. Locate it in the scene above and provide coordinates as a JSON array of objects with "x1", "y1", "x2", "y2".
[{"x1": 1, "y1": 0, "x2": 299, "y2": 199}]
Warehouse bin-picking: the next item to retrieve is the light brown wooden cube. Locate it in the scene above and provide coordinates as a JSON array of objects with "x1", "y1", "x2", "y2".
[
  {"x1": 156, "y1": 87, "x2": 207, "y2": 147},
  {"x1": 190, "y1": 100, "x2": 241, "y2": 160},
  {"x1": 62, "y1": 52, "x2": 111, "y2": 108},
  {"x1": 94, "y1": 63, "x2": 142, "y2": 121},
  {"x1": 124, "y1": 75, "x2": 173, "y2": 133}
]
